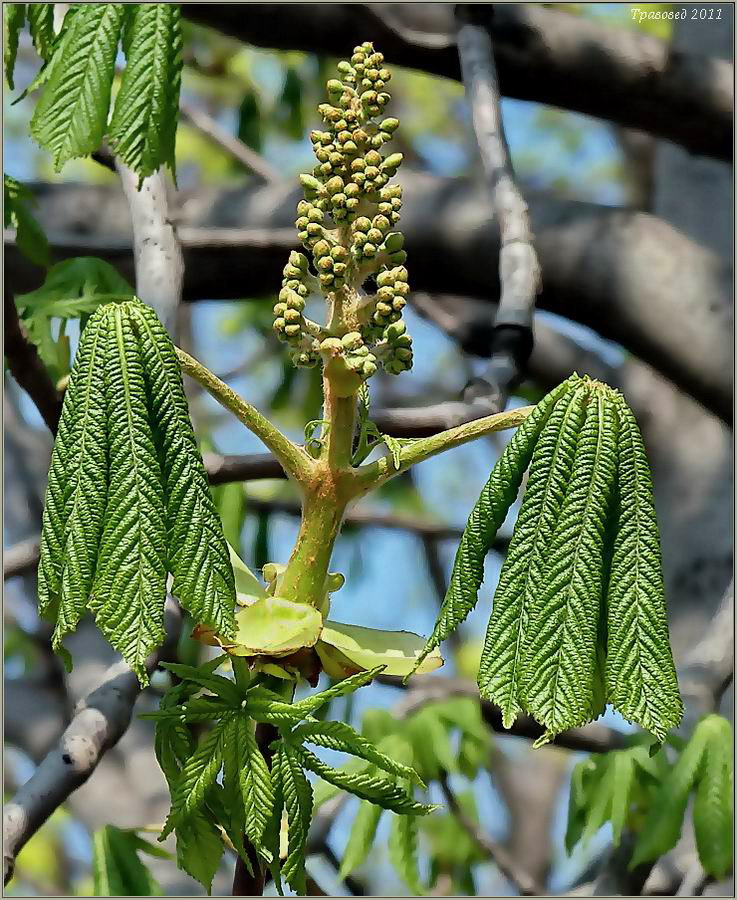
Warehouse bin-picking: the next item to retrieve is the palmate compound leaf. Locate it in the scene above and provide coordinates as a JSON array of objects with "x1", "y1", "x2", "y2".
[
  {"x1": 605, "y1": 397, "x2": 683, "y2": 741},
  {"x1": 90, "y1": 304, "x2": 168, "y2": 683},
  {"x1": 38, "y1": 298, "x2": 236, "y2": 681},
  {"x1": 414, "y1": 376, "x2": 576, "y2": 670},
  {"x1": 108, "y1": 3, "x2": 183, "y2": 180},
  {"x1": 518, "y1": 386, "x2": 618, "y2": 745},
  {"x1": 478, "y1": 383, "x2": 587, "y2": 726},
  {"x1": 129, "y1": 302, "x2": 235, "y2": 640},
  {"x1": 30, "y1": 3, "x2": 125, "y2": 170}
]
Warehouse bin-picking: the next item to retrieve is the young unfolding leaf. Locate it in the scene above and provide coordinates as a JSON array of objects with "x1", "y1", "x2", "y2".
[
  {"x1": 296, "y1": 746, "x2": 434, "y2": 816},
  {"x1": 92, "y1": 826, "x2": 162, "y2": 896},
  {"x1": 339, "y1": 799, "x2": 382, "y2": 879},
  {"x1": 276, "y1": 743, "x2": 314, "y2": 896},
  {"x1": 290, "y1": 720, "x2": 424, "y2": 786},
  {"x1": 26, "y1": 3, "x2": 55, "y2": 61},
  {"x1": 3, "y1": 4, "x2": 25, "y2": 89},
  {"x1": 38, "y1": 298, "x2": 236, "y2": 681},
  {"x1": 606, "y1": 397, "x2": 683, "y2": 742},
  {"x1": 30, "y1": 3, "x2": 125, "y2": 170},
  {"x1": 416, "y1": 377, "x2": 573, "y2": 670},
  {"x1": 4, "y1": 173, "x2": 49, "y2": 268},
  {"x1": 174, "y1": 809, "x2": 224, "y2": 896},
  {"x1": 566, "y1": 744, "x2": 665, "y2": 854},
  {"x1": 162, "y1": 716, "x2": 228, "y2": 838},
  {"x1": 692, "y1": 716, "x2": 733, "y2": 879},
  {"x1": 131, "y1": 303, "x2": 236, "y2": 641},
  {"x1": 389, "y1": 810, "x2": 424, "y2": 895},
  {"x1": 225, "y1": 715, "x2": 275, "y2": 857},
  {"x1": 478, "y1": 384, "x2": 586, "y2": 726},
  {"x1": 159, "y1": 662, "x2": 242, "y2": 706},
  {"x1": 108, "y1": 3, "x2": 182, "y2": 180},
  {"x1": 290, "y1": 667, "x2": 384, "y2": 716},
  {"x1": 631, "y1": 716, "x2": 732, "y2": 871},
  {"x1": 37, "y1": 307, "x2": 110, "y2": 666},
  {"x1": 519, "y1": 389, "x2": 618, "y2": 745},
  {"x1": 90, "y1": 305, "x2": 169, "y2": 683}
]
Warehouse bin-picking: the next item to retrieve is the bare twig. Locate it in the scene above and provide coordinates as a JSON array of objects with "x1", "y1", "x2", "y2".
[
  {"x1": 455, "y1": 4, "x2": 539, "y2": 412},
  {"x1": 439, "y1": 772, "x2": 544, "y2": 896},
  {"x1": 679, "y1": 579, "x2": 734, "y2": 720},
  {"x1": 3, "y1": 537, "x2": 41, "y2": 580},
  {"x1": 179, "y1": 101, "x2": 280, "y2": 183},
  {"x1": 384, "y1": 676, "x2": 626, "y2": 754},
  {"x1": 4, "y1": 289, "x2": 63, "y2": 434},
  {"x1": 115, "y1": 163, "x2": 183, "y2": 336},
  {"x1": 2, "y1": 598, "x2": 183, "y2": 886}
]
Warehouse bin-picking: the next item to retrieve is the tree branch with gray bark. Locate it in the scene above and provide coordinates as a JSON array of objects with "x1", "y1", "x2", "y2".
[
  {"x1": 455, "y1": 4, "x2": 539, "y2": 411},
  {"x1": 8, "y1": 176, "x2": 730, "y2": 422}
]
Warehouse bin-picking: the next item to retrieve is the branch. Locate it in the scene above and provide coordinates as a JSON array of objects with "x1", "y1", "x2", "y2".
[
  {"x1": 179, "y1": 101, "x2": 281, "y2": 183},
  {"x1": 383, "y1": 675, "x2": 626, "y2": 754},
  {"x1": 438, "y1": 773, "x2": 544, "y2": 896},
  {"x1": 203, "y1": 451, "x2": 286, "y2": 485},
  {"x1": 183, "y1": 3, "x2": 733, "y2": 161},
  {"x1": 115, "y1": 164, "x2": 183, "y2": 336},
  {"x1": 455, "y1": 5, "x2": 538, "y2": 411},
  {"x1": 2, "y1": 598, "x2": 183, "y2": 886},
  {"x1": 354, "y1": 404, "x2": 533, "y2": 494},
  {"x1": 3, "y1": 537, "x2": 41, "y2": 580},
  {"x1": 15, "y1": 177, "x2": 730, "y2": 421},
  {"x1": 3, "y1": 289, "x2": 63, "y2": 434},
  {"x1": 176, "y1": 347, "x2": 314, "y2": 485},
  {"x1": 679, "y1": 579, "x2": 734, "y2": 722}
]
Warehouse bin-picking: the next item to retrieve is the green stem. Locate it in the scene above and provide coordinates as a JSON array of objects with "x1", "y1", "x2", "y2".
[
  {"x1": 322, "y1": 376, "x2": 357, "y2": 469},
  {"x1": 351, "y1": 404, "x2": 534, "y2": 496},
  {"x1": 277, "y1": 480, "x2": 348, "y2": 608},
  {"x1": 176, "y1": 347, "x2": 314, "y2": 485}
]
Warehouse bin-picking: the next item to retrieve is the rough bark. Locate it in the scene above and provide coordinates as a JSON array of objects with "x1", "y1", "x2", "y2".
[
  {"x1": 183, "y1": 3, "x2": 732, "y2": 160},
  {"x1": 6, "y1": 176, "x2": 732, "y2": 422}
]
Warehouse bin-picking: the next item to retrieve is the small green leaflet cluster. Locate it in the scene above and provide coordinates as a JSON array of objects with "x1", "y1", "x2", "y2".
[
  {"x1": 37, "y1": 298, "x2": 235, "y2": 683},
  {"x1": 631, "y1": 714, "x2": 733, "y2": 878},
  {"x1": 416, "y1": 374, "x2": 683, "y2": 746},
  {"x1": 566, "y1": 741, "x2": 670, "y2": 853},
  {"x1": 144, "y1": 663, "x2": 434, "y2": 895},
  {"x1": 14, "y1": 258, "x2": 133, "y2": 383},
  {"x1": 4, "y1": 172, "x2": 49, "y2": 268},
  {"x1": 567, "y1": 716, "x2": 733, "y2": 879},
  {"x1": 92, "y1": 825, "x2": 171, "y2": 896},
  {"x1": 4, "y1": 3, "x2": 182, "y2": 180},
  {"x1": 323, "y1": 697, "x2": 491, "y2": 895}
]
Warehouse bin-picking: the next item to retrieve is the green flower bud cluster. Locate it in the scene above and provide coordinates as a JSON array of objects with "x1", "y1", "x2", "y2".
[
  {"x1": 372, "y1": 265, "x2": 409, "y2": 329},
  {"x1": 378, "y1": 319, "x2": 413, "y2": 375},
  {"x1": 320, "y1": 332, "x2": 378, "y2": 397},
  {"x1": 273, "y1": 251, "x2": 309, "y2": 344},
  {"x1": 279, "y1": 42, "x2": 414, "y2": 383},
  {"x1": 273, "y1": 252, "x2": 321, "y2": 367}
]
